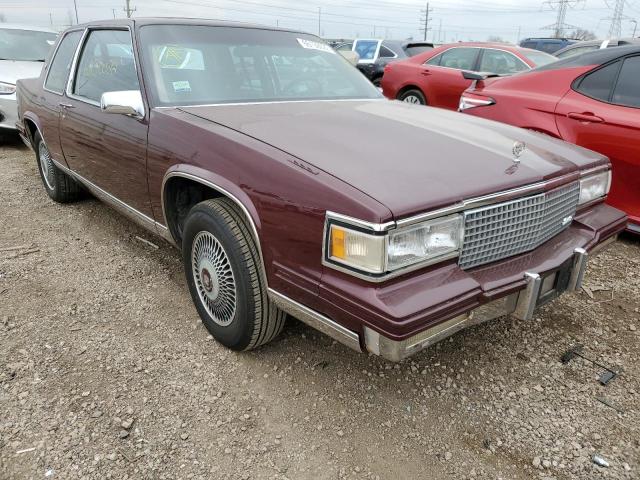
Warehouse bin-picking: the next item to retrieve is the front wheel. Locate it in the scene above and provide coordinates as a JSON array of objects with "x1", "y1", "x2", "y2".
[
  {"x1": 399, "y1": 89, "x2": 427, "y2": 105},
  {"x1": 182, "y1": 198, "x2": 286, "y2": 351}
]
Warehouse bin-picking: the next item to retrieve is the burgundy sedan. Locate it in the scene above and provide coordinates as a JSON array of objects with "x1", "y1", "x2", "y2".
[
  {"x1": 16, "y1": 19, "x2": 626, "y2": 361},
  {"x1": 460, "y1": 46, "x2": 640, "y2": 233},
  {"x1": 381, "y1": 42, "x2": 556, "y2": 110}
]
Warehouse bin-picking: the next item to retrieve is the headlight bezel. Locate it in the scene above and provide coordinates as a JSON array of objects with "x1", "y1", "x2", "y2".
[
  {"x1": 323, "y1": 211, "x2": 464, "y2": 281},
  {"x1": 0, "y1": 81, "x2": 16, "y2": 95}
]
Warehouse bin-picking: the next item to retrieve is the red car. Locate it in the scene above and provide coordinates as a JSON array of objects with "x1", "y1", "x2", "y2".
[
  {"x1": 460, "y1": 46, "x2": 640, "y2": 233},
  {"x1": 381, "y1": 42, "x2": 556, "y2": 110}
]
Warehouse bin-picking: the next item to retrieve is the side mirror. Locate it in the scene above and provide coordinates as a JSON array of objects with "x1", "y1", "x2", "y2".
[
  {"x1": 100, "y1": 90, "x2": 145, "y2": 118},
  {"x1": 339, "y1": 50, "x2": 360, "y2": 67}
]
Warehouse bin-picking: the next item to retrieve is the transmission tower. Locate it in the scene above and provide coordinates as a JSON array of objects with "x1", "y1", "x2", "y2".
[
  {"x1": 541, "y1": 0, "x2": 584, "y2": 38},
  {"x1": 123, "y1": 0, "x2": 136, "y2": 18},
  {"x1": 605, "y1": 0, "x2": 628, "y2": 38}
]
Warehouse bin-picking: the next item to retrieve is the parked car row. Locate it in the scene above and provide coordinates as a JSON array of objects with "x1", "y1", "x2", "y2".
[{"x1": 15, "y1": 18, "x2": 627, "y2": 363}]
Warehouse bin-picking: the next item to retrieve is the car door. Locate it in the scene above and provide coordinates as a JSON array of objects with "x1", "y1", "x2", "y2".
[
  {"x1": 555, "y1": 55, "x2": 640, "y2": 223},
  {"x1": 59, "y1": 27, "x2": 153, "y2": 219},
  {"x1": 421, "y1": 47, "x2": 480, "y2": 109},
  {"x1": 38, "y1": 29, "x2": 84, "y2": 166}
]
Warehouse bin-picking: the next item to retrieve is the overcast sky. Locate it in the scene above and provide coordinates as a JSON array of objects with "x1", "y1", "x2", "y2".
[{"x1": 2, "y1": 0, "x2": 639, "y2": 43}]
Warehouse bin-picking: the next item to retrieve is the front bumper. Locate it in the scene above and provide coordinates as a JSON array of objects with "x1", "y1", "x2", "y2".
[
  {"x1": 0, "y1": 93, "x2": 18, "y2": 132},
  {"x1": 363, "y1": 243, "x2": 604, "y2": 361}
]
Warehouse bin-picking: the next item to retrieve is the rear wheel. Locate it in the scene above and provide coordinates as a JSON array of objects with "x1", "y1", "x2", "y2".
[
  {"x1": 34, "y1": 131, "x2": 81, "y2": 203},
  {"x1": 399, "y1": 89, "x2": 427, "y2": 105},
  {"x1": 182, "y1": 198, "x2": 286, "y2": 351}
]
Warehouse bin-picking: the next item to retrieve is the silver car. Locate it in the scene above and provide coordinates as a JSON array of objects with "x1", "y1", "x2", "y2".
[{"x1": 0, "y1": 24, "x2": 57, "y2": 133}]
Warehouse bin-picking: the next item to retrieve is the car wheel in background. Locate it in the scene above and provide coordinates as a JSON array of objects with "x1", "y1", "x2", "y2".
[
  {"x1": 182, "y1": 198, "x2": 286, "y2": 351},
  {"x1": 399, "y1": 89, "x2": 427, "y2": 105},
  {"x1": 372, "y1": 76, "x2": 383, "y2": 88},
  {"x1": 34, "y1": 131, "x2": 81, "y2": 203}
]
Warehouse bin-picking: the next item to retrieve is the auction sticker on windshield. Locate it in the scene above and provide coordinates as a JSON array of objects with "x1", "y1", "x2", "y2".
[{"x1": 297, "y1": 38, "x2": 335, "y2": 54}]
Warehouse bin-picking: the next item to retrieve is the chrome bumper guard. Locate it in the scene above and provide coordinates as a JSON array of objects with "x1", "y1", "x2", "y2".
[{"x1": 364, "y1": 246, "x2": 594, "y2": 362}]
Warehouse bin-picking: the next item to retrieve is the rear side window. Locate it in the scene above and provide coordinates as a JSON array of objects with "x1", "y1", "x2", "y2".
[
  {"x1": 73, "y1": 29, "x2": 139, "y2": 103},
  {"x1": 427, "y1": 47, "x2": 479, "y2": 70},
  {"x1": 379, "y1": 46, "x2": 396, "y2": 58},
  {"x1": 44, "y1": 30, "x2": 83, "y2": 94},
  {"x1": 612, "y1": 56, "x2": 640, "y2": 108},
  {"x1": 479, "y1": 49, "x2": 528, "y2": 74},
  {"x1": 576, "y1": 61, "x2": 621, "y2": 102},
  {"x1": 540, "y1": 41, "x2": 561, "y2": 54}
]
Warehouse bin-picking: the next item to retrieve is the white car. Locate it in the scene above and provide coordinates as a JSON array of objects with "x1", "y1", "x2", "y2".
[{"x1": 0, "y1": 24, "x2": 57, "y2": 133}]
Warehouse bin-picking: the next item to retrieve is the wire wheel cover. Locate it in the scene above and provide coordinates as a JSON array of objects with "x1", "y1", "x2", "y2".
[
  {"x1": 191, "y1": 231, "x2": 237, "y2": 326},
  {"x1": 39, "y1": 141, "x2": 55, "y2": 190}
]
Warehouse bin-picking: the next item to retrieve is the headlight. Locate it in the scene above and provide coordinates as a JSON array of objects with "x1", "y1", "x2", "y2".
[
  {"x1": 579, "y1": 170, "x2": 611, "y2": 205},
  {"x1": 325, "y1": 214, "x2": 463, "y2": 278},
  {"x1": 0, "y1": 82, "x2": 16, "y2": 95}
]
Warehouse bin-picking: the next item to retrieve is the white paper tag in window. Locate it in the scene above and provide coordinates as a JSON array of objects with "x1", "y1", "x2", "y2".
[
  {"x1": 297, "y1": 38, "x2": 335, "y2": 54},
  {"x1": 172, "y1": 80, "x2": 191, "y2": 93}
]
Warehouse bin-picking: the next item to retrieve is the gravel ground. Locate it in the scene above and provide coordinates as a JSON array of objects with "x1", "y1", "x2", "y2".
[{"x1": 1, "y1": 137, "x2": 638, "y2": 480}]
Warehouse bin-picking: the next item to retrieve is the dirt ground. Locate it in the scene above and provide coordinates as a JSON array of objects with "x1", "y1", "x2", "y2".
[{"x1": 0, "y1": 137, "x2": 638, "y2": 480}]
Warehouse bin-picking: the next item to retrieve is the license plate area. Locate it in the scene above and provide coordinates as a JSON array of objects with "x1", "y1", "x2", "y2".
[{"x1": 537, "y1": 257, "x2": 573, "y2": 307}]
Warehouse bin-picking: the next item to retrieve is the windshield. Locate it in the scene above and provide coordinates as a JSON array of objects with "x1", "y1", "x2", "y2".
[
  {"x1": 523, "y1": 49, "x2": 557, "y2": 67},
  {"x1": 138, "y1": 25, "x2": 381, "y2": 107},
  {"x1": 0, "y1": 28, "x2": 57, "y2": 61}
]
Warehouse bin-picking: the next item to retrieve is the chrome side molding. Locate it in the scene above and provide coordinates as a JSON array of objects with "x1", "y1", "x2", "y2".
[{"x1": 267, "y1": 288, "x2": 362, "y2": 353}]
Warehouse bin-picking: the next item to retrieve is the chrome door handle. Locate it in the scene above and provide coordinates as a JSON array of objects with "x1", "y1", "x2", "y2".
[{"x1": 59, "y1": 102, "x2": 74, "y2": 109}]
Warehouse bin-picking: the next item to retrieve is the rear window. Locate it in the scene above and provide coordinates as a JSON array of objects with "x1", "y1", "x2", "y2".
[
  {"x1": 404, "y1": 45, "x2": 433, "y2": 56},
  {"x1": 522, "y1": 50, "x2": 557, "y2": 67}
]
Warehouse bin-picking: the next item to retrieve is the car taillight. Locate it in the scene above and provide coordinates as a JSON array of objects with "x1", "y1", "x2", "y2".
[{"x1": 459, "y1": 92, "x2": 495, "y2": 111}]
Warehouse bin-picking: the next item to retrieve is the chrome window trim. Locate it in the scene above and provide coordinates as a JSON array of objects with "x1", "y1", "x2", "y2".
[
  {"x1": 43, "y1": 28, "x2": 86, "y2": 96},
  {"x1": 66, "y1": 26, "x2": 141, "y2": 110}
]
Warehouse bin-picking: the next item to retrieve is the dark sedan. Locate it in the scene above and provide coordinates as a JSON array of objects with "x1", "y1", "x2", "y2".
[{"x1": 16, "y1": 18, "x2": 626, "y2": 361}]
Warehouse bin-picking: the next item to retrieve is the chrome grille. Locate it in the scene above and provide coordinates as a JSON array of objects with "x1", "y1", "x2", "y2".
[{"x1": 459, "y1": 182, "x2": 580, "y2": 269}]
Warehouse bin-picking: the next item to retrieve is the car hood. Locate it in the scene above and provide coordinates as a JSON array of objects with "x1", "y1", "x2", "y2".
[
  {"x1": 179, "y1": 99, "x2": 606, "y2": 219},
  {"x1": 0, "y1": 60, "x2": 44, "y2": 84}
]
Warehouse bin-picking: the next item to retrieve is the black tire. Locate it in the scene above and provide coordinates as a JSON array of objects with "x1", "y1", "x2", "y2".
[
  {"x1": 182, "y1": 198, "x2": 286, "y2": 351},
  {"x1": 34, "y1": 131, "x2": 81, "y2": 203},
  {"x1": 372, "y1": 76, "x2": 383, "y2": 88},
  {"x1": 398, "y1": 89, "x2": 427, "y2": 105}
]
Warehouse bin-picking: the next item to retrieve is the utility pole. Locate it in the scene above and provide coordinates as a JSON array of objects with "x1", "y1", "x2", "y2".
[
  {"x1": 112, "y1": 9, "x2": 117, "y2": 19},
  {"x1": 606, "y1": 0, "x2": 627, "y2": 38},
  {"x1": 420, "y1": 2, "x2": 433, "y2": 42},
  {"x1": 517, "y1": 26, "x2": 521, "y2": 43},
  {"x1": 124, "y1": 0, "x2": 136, "y2": 19},
  {"x1": 49, "y1": 12, "x2": 53, "y2": 27},
  {"x1": 541, "y1": 0, "x2": 583, "y2": 38},
  {"x1": 318, "y1": 7, "x2": 321, "y2": 37},
  {"x1": 72, "y1": 0, "x2": 79, "y2": 24},
  {"x1": 631, "y1": 19, "x2": 638, "y2": 37},
  {"x1": 437, "y1": 19, "x2": 442, "y2": 43}
]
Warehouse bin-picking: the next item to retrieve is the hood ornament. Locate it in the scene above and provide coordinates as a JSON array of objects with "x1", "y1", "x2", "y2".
[
  {"x1": 511, "y1": 142, "x2": 527, "y2": 163},
  {"x1": 512, "y1": 141, "x2": 526, "y2": 162}
]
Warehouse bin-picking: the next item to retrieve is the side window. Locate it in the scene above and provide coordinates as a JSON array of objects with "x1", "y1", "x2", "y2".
[
  {"x1": 577, "y1": 61, "x2": 621, "y2": 102},
  {"x1": 432, "y1": 48, "x2": 479, "y2": 70},
  {"x1": 379, "y1": 46, "x2": 396, "y2": 58},
  {"x1": 612, "y1": 56, "x2": 640, "y2": 108},
  {"x1": 44, "y1": 30, "x2": 83, "y2": 94},
  {"x1": 426, "y1": 53, "x2": 442, "y2": 66},
  {"x1": 479, "y1": 49, "x2": 528, "y2": 74},
  {"x1": 335, "y1": 42, "x2": 353, "y2": 52},
  {"x1": 556, "y1": 45, "x2": 598, "y2": 59},
  {"x1": 540, "y1": 42, "x2": 560, "y2": 54},
  {"x1": 73, "y1": 29, "x2": 139, "y2": 103},
  {"x1": 521, "y1": 41, "x2": 537, "y2": 49}
]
